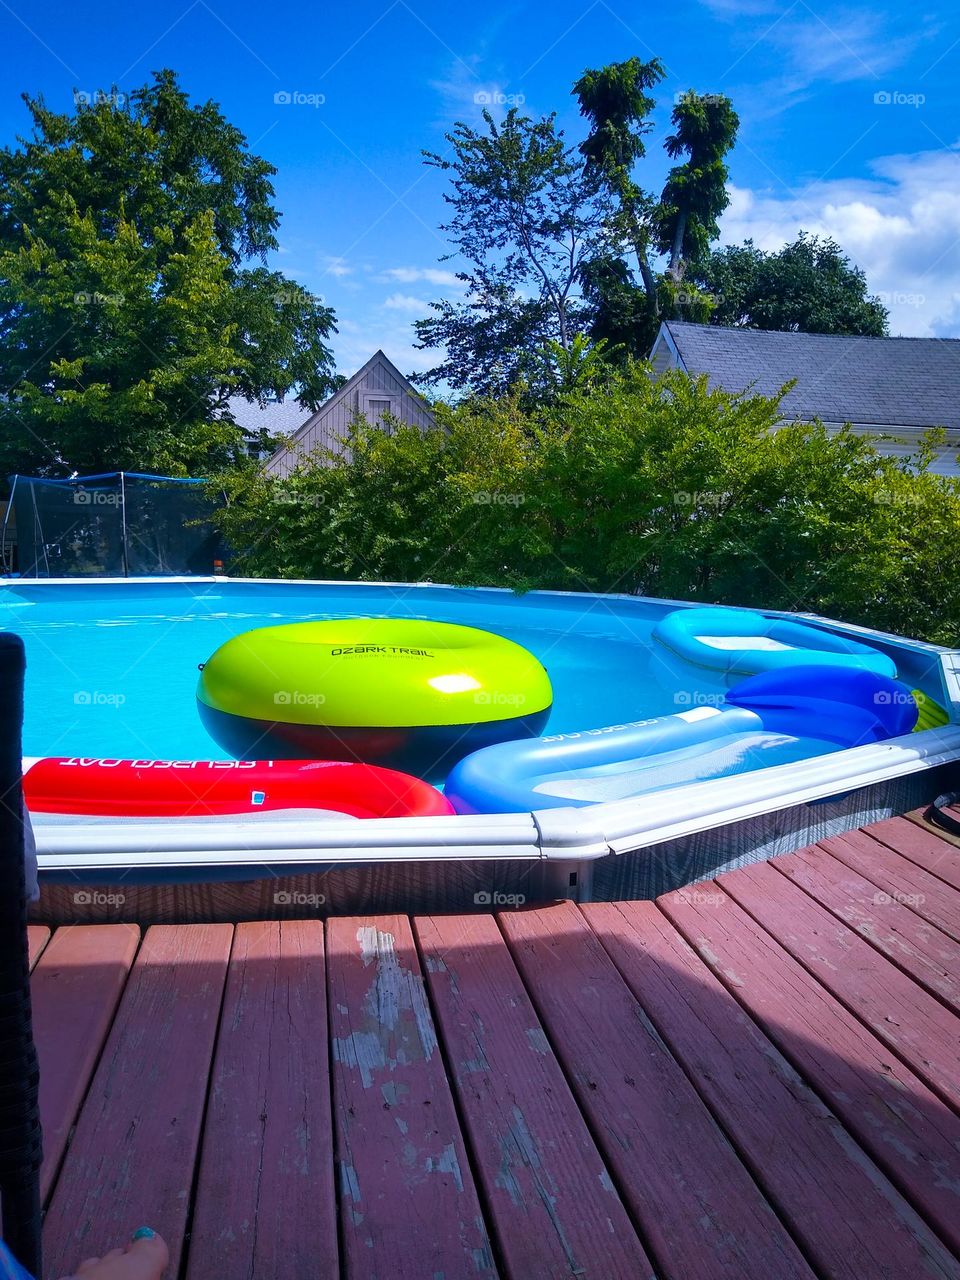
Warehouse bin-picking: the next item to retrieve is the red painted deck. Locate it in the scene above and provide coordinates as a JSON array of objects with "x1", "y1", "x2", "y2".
[{"x1": 32, "y1": 814, "x2": 960, "y2": 1280}]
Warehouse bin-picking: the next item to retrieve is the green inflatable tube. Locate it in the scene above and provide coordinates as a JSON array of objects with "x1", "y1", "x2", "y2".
[{"x1": 197, "y1": 618, "x2": 553, "y2": 776}]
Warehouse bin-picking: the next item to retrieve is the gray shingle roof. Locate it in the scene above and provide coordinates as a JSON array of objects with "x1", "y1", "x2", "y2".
[
  {"x1": 662, "y1": 321, "x2": 960, "y2": 431},
  {"x1": 220, "y1": 395, "x2": 314, "y2": 437}
]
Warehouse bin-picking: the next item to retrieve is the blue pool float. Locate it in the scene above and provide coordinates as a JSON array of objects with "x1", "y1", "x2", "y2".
[
  {"x1": 652, "y1": 607, "x2": 897, "y2": 678},
  {"x1": 445, "y1": 665, "x2": 918, "y2": 814}
]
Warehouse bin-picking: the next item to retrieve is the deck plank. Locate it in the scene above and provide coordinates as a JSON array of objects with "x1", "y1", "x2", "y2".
[
  {"x1": 865, "y1": 816, "x2": 960, "y2": 891},
  {"x1": 719, "y1": 862, "x2": 960, "y2": 1112},
  {"x1": 27, "y1": 924, "x2": 49, "y2": 969},
  {"x1": 498, "y1": 901, "x2": 814, "y2": 1280},
  {"x1": 773, "y1": 845, "x2": 960, "y2": 1011},
  {"x1": 820, "y1": 829, "x2": 960, "y2": 942},
  {"x1": 660, "y1": 882, "x2": 960, "y2": 1256},
  {"x1": 41, "y1": 924, "x2": 233, "y2": 1278},
  {"x1": 415, "y1": 912, "x2": 655, "y2": 1280},
  {"x1": 184, "y1": 921, "x2": 339, "y2": 1280},
  {"x1": 584, "y1": 898, "x2": 960, "y2": 1280},
  {"x1": 32, "y1": 924, "x2": 140, "y2": 1202},
  {"x1": 326, "y1": 915, "x2": 497, "y2": 1279}
]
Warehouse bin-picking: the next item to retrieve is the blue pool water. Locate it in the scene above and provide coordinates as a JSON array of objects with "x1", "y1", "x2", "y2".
[{"x1": 0, "y1": 580, "x2": 849, "y2": 774}]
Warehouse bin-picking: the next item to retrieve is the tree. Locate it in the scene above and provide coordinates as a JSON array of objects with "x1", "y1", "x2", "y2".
[
  {"x1": 0, "y1": 70, "x2": 338, "y2": 480},
  {"x1": 574, "y1": 58, "x2": 665, "y2": 324},
  {"x1": 412, "y1": 110, "x2": 609, "y2": 395},
  {"x1": 655, "y1": 91, "x2": 739, "y2": 276},
  {"x1": 690, "y1": 233, "x2": 888, "y2": 334},
  {"x1": 415, "y1": 59, "x2": 741, "y2": 388}
]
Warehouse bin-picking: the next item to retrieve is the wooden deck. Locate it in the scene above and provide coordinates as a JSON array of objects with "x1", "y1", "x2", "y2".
[{"x1": 28, "y1": 811, "x2": 960, "y2": 1280}]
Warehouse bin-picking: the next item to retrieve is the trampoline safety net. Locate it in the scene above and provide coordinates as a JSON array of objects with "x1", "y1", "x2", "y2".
[{"x1": 4, "y1": 472, "x2": 226, "y2": 578}]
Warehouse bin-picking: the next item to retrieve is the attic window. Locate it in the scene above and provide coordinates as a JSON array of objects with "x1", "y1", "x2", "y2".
[{"x1": 360, "y1": 392, "x2": 400, "y2": 429}]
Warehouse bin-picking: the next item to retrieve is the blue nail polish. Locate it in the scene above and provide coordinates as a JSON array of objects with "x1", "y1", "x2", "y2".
[{"x1": 132, "y1": 1227, "x2": 156, "y2": 1241}]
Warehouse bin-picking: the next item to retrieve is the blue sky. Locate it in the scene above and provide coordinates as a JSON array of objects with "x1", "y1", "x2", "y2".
[{"x1": 2, "y1": 0, "x2": 958, "y2": 378}]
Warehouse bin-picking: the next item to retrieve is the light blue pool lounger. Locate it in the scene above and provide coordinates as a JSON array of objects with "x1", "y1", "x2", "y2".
[
  {"x1": 445, "y1": 666, "x2": 918, "y2": 814},
  {"x1": 652, "y1": 606, "x2": 898, "y2": 678}
]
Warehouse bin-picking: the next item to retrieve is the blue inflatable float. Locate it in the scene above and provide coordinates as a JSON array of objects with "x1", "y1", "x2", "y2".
[
  {"x1": 445, "y1": 665, "x2": 918, "y2": 814},
  {"x1": 652, "y1": 606, "x2": 898, "y2": 678}
]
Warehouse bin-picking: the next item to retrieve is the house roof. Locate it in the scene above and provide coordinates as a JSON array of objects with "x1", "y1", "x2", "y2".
[
  {"x1": 223, "y1": 395, "x2": 314, "y2": 438},
  {"x1": 657, "y1": 321, "x2": 960, "y2": 433}
]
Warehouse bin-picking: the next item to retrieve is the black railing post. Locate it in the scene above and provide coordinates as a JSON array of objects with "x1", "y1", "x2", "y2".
[{"x1": 0, "y1": 633, "x2": 43, "y2": 1275}]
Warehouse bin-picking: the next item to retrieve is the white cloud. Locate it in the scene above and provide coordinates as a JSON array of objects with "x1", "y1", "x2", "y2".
[
  {"x1": 718, "y1": 143, "x2": 960, "y2": 336},
  {"x1": 383, "y1": 293, "x2": 431, "y2": 312},
  {"x1": 323, "y1": 256, "x2": 352, "y2": 278},
  {"x1": 379, "y1": 266, "x2": 463, "y2": 286}
]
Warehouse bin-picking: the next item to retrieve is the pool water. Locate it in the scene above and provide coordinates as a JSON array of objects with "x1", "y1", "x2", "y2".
[{"x1": 0, "y1": 581, "x2": 837, "y2": 773}]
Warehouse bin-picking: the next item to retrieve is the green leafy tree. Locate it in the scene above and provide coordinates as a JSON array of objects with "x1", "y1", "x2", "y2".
[
  {"x1": 655, "y1": 92, "x2": 740, "y2": 277},
  {"x1": 416, "y1": 59, "x2": 741, "y2": 388},
  {"x1": 413, "y1": 110, "x2": 609, "y2": 395},
  {"x1": 690, "y1": 233, "x2": 889, "y2": 334},
  {"x1": 0, "y1": 70, "x2": 338, "y2": 479},
  {"x1": 574, "y1": 58, "x2": 665, "y2": 324}
]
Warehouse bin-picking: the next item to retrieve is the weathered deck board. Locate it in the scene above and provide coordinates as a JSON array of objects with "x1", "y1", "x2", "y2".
[
  {"x1": 866, "y1": 816, "x2": 960, "y2": 891},
  {"x1": 415, "y1": 912, "x2": 655, "y2": 1280},
  {"x1": 821, "y1": 829, "x2": 960, "y2": 942},
  {"x1": 660, "y1": 882, "x2": 960, "y2": 1256},
  {"x1": 772, "y1": 845, "x2": 960, "y2": 1012},
  {"x1": 31, "y1": 924, "x2": 140, "y2": 1201},
  {"x1": 584, "y1": 898, "x2": 960, "y2": 1280},
  {"x1": 184, "y1": 921, "x2": 339, "y2": 1280},
  {"x1": 27, "y1": 924, "x2": 49, "y2": 969},
  {"x1": 719, "y1": 862, "x2": 960, "y2": 1112},
  {"x1": 325, "y1": 915, "x2": 497, "y2": 1279},
  {"x1": 498, "y1": 901, "x2": 815, "y2": 1280},
  {"x1": 41, "y1": 924, "x2": 233, "y2": 1278}
]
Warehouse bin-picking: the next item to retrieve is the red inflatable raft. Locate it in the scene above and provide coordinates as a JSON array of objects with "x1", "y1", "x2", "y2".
[{"x1": 22, "y1": 757, "x2": 454, "y2": 820}]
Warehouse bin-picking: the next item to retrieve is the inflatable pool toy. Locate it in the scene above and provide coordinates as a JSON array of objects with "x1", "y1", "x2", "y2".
[
  {"x1": 197, "y1": 618, "x2": 552, "y2": 775},
  {"x1": 652, "y1": 607, "x2": 897, "y2": 678},
  {"x1": 445, "y1": 665, "x2": 918, "y2": 814},
  {"x1": 22, "y1": 756, "x2": 454, "y2": 819},
  {"x1": 912, "y1": 689, "x2": 950, "y2": 732}
]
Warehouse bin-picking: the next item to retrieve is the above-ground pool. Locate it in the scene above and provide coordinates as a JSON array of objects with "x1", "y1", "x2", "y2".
[{"x1": 3, "y1": 577, "x2": 960, "y2": 894}]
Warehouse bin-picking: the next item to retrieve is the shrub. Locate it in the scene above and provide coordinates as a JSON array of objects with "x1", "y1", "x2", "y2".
[{"x1": 215, "y1": 366, "x2": 960, "y2": 646}]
